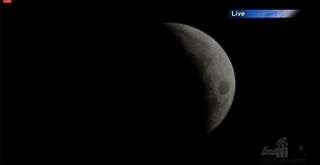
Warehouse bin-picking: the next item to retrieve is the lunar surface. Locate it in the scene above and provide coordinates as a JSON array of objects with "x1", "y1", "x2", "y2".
[{"x1": 164, "y1": 22, "x2": 236, "y2": 133}]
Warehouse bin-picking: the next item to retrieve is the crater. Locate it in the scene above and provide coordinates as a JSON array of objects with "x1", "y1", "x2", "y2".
[{"x1": 218, "y1": 80, "x2": 230, "y2": 95}]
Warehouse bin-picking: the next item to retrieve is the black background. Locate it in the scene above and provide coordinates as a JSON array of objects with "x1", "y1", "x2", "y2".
[{"x1": 2, "y1": 0, "x2": 320, "y2": 164}]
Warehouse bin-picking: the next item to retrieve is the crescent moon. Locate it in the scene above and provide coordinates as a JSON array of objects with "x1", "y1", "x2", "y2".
[{"x1": 164, "y1": 22, "x2": 236, "y2": 133}]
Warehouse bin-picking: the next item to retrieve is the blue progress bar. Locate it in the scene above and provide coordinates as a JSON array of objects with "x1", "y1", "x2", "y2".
[{"x1": 229, "y1": 9, "x2": 299, "y2": 18}]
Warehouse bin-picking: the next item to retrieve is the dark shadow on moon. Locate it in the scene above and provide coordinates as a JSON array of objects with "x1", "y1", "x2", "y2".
[
  {"x1": 163, "y1": 22, "x2": 235, "y2": 134},
  {"x1": 219, "y1": 80, "x2": 230, "y2": 95},
  {"x1": 113, "y1": 23, "x2": 235, "y2": 153}
]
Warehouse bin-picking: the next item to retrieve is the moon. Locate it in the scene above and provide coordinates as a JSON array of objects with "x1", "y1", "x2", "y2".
[{"x1": 163, "y1": 22, "x2": 236, "y2": 133}]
